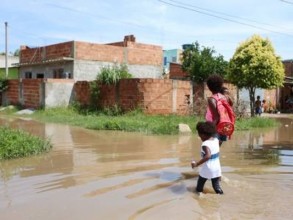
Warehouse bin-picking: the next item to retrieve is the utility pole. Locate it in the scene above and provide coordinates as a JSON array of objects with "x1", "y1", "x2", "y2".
[{"x1": 5, "y1": 22, "x2": 8, "y2": 78}]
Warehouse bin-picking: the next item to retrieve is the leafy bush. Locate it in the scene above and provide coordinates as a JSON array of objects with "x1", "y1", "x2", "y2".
[
  {"x1": 0, "y1": 77, "x2": 8, "y2": 92},
  {"x1": 0, "y1": 126, "x2": 52, "y2": 160},
  {"x1": 97, "y1": 63, "x2": 132, "y2": 85}
]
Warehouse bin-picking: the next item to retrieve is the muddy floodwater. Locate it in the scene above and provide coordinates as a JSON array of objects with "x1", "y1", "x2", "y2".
[{"x1": 1, "y1": 116, "x2": 293, "y2": 220}]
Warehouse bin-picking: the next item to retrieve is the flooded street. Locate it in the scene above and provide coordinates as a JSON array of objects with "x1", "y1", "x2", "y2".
[{"x1": 1, "y1": 116, "x2": 293, "y2": 220}]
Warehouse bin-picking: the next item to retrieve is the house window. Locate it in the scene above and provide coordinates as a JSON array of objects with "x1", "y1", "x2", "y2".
[
  {"x1": 164, "y1": 57, "x2": 167, "y2": 66},
  {"x1": 25, "y1": 72, "x2": 32, "y2": 78},
  {"x1": 53, "y1": 68, "x2": 64, "y2": 78},
  {"x1": 172, "y1": 56, "x2": 177, "y2": 63},
  {"x1": 36, "y1": 73, "x2": 44, "y2": 78}
]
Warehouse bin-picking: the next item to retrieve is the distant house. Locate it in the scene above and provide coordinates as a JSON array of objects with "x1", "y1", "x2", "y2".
[
  {"x1": 15, "y1": 35, "x2": 163, "y2": 80},
  {"x1": 163, "y1": 49, "x2": 182, "y2": 73},
  {"x1": 281, "y1": 60, "x2": 293, "y2": 112},
  {"x1": 0, "y1": 55, "x2": 19, "y2": 79}
]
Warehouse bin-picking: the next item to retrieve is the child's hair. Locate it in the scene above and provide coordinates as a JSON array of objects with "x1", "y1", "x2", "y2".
[
  {"x1": 206, "y1": 74, "x2": 224, "y2": 93},
  {"x1": 196, "y1": 121, "x2": 216, "y2": 137}
]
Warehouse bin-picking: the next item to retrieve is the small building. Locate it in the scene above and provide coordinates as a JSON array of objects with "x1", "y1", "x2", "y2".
[
  {"x1": 0, "y1": 55, "x2": 19, "y2": 79},
  {"x1": 15, "y1": 35, "x2": 163, "y2": 80},
  {"x1": 163, "y1": 49, "x2": 182, "y2": 73}
]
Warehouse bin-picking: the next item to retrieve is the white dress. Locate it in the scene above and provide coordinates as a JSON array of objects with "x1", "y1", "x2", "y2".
[{"x1": 199, "y1": 138, "x2": 221, "y2": 179}]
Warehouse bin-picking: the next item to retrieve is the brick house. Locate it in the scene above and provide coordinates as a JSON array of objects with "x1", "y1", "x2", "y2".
[
  {"x1": 281, "y1": 60, "x2": 293, "y2": 112},
  {"x1": 2, "y1": 36, "x2": 193, "y2": 115},
  {"x1": 16, "y1": 35, "x2": 163, "y2": 80}
]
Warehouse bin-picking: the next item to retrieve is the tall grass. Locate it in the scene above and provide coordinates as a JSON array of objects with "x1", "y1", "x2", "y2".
[
  {"x1": 0, "y1": 126, "x2": 52, "y2": 160},
  {"x1": 31, "y1": 107, "x2": 279, "y2": 135},
  {"x1": 235, "y1": 116, "x2": 279, "y2": 130},
  {"x1": 34, "y1": 107, "x2": 201, "y2": 135}
]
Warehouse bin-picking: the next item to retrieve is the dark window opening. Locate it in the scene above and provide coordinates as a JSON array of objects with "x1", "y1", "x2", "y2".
[
  {"x1": 25, "y1": 72, "x2": 32, "y2": 79},
  {"x1": 53, "y1": 68, "x2": 64, "y2": 78},
  {"x1": 36, "y1": 73, "x2": 44, "y2": 78}
]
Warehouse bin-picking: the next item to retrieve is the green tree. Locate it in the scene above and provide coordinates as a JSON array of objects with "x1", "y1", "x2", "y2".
[
  {"x1": 228, "y1": 35, "x2": 285, "y2": 117},
  {"x1": 13, "y1": 49, "x2": 20, "y2": 56},
  {"x1": 181, "y1": 42, "x2": 228, "y2": 83}
]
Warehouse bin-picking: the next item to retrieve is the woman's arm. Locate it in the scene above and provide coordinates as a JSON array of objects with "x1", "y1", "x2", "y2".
[{"x1": 207, "y1": 97, "x2": 219, "y2": 125}]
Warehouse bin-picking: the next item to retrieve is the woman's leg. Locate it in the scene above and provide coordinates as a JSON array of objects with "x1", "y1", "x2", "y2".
[
  {"x1": 196, "y1": 175, "x2": 207, "y2": 193},
  {"x1": 211, "y1": 177, "x2": 224, "y2": 194}
]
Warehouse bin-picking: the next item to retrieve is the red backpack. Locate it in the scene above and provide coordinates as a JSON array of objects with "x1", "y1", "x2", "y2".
[{"x1": 213, "y1": 94, "x2": 236, "y2": 139}]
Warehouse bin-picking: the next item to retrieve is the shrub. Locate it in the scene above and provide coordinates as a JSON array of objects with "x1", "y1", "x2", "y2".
[
  {"x1": 97, "y1": 63, "x2": 132, "y2": 85},
  {"x1": 0, "y1": 77, "x2": 8, "y2": 92},
  {"x1": 0, "y1": 126, "x2": 52, "y2": 160}
]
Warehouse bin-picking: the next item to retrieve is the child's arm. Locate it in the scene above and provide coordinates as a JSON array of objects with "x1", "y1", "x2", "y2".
[{"x1": 194, "y1": 146, "x2": 211, "y2": 167}]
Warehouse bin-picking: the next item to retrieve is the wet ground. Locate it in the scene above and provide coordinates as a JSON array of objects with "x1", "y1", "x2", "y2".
[{"x1": 0, "y1": 115, "x2": 293, "y2": 220}]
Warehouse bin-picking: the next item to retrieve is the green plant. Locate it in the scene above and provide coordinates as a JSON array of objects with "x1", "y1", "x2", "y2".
[
  {"x1": 97, "y1": 63, "x2": 132, "y2": 85},
  {"x1": 0, "y1": 126, "x2": 52, "y2": 160},
  {"x1": 0, "y1": 78, "x2": 8, "y2": 92},
  {"x1": 101, "y1": 104, "x2": 123, "y2": 116}
]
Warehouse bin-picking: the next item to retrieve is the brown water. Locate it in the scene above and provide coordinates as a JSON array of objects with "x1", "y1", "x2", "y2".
[{"x1": 0, "y1": 116, "x2": 293, "y2": 220}]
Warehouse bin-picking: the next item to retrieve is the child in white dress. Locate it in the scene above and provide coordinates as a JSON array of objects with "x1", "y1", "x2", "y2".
[{"x1": 191, "y1": 121, "x2": 223, "y2": 194}]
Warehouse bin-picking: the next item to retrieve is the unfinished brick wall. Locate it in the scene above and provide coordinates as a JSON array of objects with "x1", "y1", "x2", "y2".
[
  {"x1": 169, "y1": 63, "x2": 189, "y2": 79},
  {"x1": 74, "y1": 81, "x2": 91, "y2": 106},
  {"x1": 127, "y1": 43, "x2": 163, "y2": 66},
  {"x1": 118, "y1": 79, "x2": 141, "y2": 110},
  {"x1": 5, "y1": 80, "x2": 19, "y2": 105},
  {"x1": 4, "y1": 79, "x2": 43, "y2": 108},
  {"x1": 75, "y1": 41, "x2": 162, "y2": 66},
  {"x1": 20, "y1": 42, "x2": 73, "y2": 63},
  {"x1": 21, "y1": 79, "x2": 43, "y2": 109},
  {"x1": 75, "y1": 42, "x2": 124, "y2": 63},
  {"x1": 192, "y1": 82, "x2": 238, "y2": 115},
  {"x1": 138, "y1": 79, "x2": 173, "y2": 114},
  {"x1": 74, "y1": 79, "x2": 192, "y2": 115}
]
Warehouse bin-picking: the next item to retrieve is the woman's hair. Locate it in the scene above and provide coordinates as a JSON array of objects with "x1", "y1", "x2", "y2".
[
  {"x1": 220, "y1": 86, "x2": 229, "y2": 95},
  {"x1": 196, "y1": 121, "x2": 216, "y2": 137},
  {"x1": 206, "y1": 74, "x2": 224, "y2": 93}
]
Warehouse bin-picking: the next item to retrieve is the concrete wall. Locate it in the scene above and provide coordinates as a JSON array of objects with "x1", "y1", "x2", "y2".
[
  {"x1": 20, "y1": 62, "x2": 74, "y2": 79},
  {"x1": 44, "y1": 79, "x2": 75, "y2": 107},
  {"x1": 73, "y1": 60, "x2": 162, "y2": 81},
  {"x1": 0, "y1": 55, "x2": 19, "y2": 67}
]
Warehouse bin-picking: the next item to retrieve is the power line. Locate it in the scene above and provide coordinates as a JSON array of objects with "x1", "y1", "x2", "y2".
[
  {"x1": 167, "y1": 0, "x2": 292, "y2": 32},
  {"x1": 158, "y1": 0, "x2": 293, "y2": 38},
  {"x1": 280, "y1": 0, "x2": 293, "y2": 5}
]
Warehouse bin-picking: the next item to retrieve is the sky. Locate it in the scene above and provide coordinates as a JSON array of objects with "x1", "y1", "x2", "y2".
[{"x1": 0, "y1": 0, "x2": 293, "y2": 60}]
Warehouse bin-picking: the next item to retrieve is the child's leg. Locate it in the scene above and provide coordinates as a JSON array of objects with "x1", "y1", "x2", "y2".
[
  {"x1": 211, "y1": 177, "x2": 224, "y2": 194},
  {"x1": 196, "y1": 175, "x2": 207, "y2": 193}
]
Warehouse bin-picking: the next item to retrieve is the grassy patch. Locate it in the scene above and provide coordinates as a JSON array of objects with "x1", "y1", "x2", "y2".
[
  {"x1": 33, "y1": 107, "x2": 202, "y2": 135},
  {"x1": 235, "y1": 116, "x2": 279, "y2": 130},
  {"x1": 30, "y1": 107, "x2": 279, "y2": 135},
  {"x1": 0, "y1": 126, "x2": 52, "y2": 160}
]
